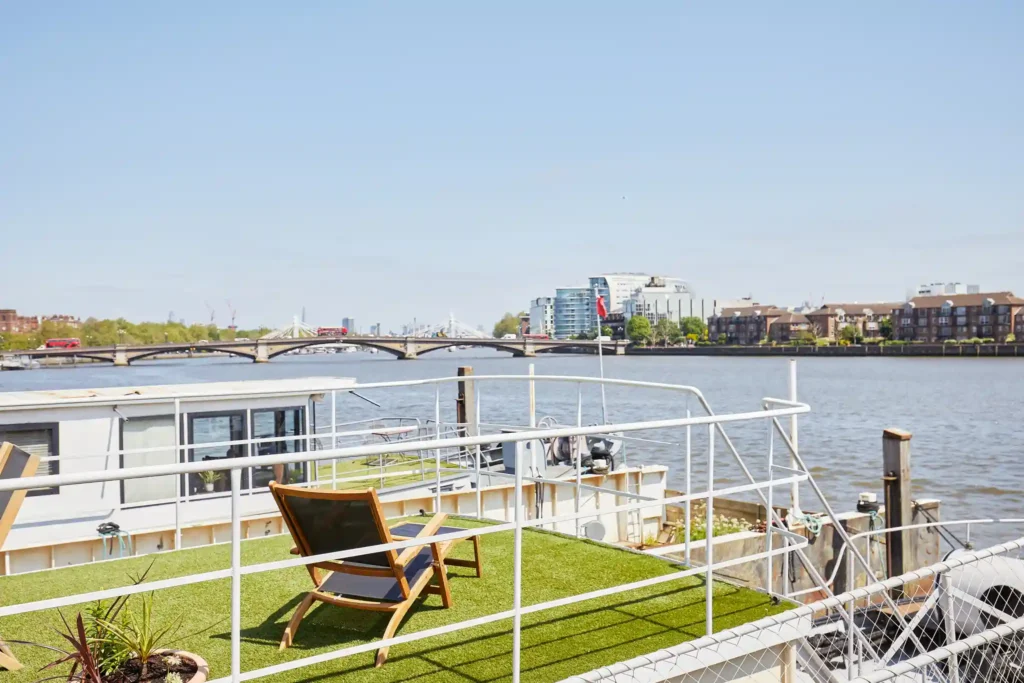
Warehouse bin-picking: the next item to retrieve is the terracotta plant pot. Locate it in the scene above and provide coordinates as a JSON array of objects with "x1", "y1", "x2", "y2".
[{"x1": 154, "y1": 649, "x2": 209, "y2": 683}]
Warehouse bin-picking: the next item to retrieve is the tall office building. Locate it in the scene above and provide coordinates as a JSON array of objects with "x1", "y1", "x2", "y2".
[
  {"x1": 589, "y1": 273, "x2": 689, "y2": 313},
  {"x1": 341, "y1": 317, "x2": 356, "y2": 333},
  {"x1": 622, "y1": 277, "x2": 696, "y2": 323},
  {"x1": 553, "y1": 287, "x2": 596, "y2": 339},
  {"x1": 529, "y1": 297, "x2": 555, "y2": 337}
]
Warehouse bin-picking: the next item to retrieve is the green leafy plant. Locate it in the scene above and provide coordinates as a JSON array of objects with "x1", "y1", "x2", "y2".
[
  {"x1": 197, "y1": 471, "x2": 222, "y2": 486},
  {"x1": 626, "y1": 316, "x2": 652, "y2": 345},
  {"x1": 9, "y1": 563, "x2": 152, "y2": 681},
  {"x1": 97, "y1": 593, "x2": 183, "y2": 680}
]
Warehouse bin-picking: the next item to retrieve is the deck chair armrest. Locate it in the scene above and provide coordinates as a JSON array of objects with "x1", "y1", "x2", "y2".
[{"x1": 394, "y1": 513, "x2": 448, "y2": 567}]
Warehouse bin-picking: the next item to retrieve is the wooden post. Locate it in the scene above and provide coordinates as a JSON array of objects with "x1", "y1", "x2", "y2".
[
  {"x1": 456, "y1": 367, "x2": 476, "y2": 454},
  {"x1": 883, "y1": 428, "x2": 913, "y2": 597}
]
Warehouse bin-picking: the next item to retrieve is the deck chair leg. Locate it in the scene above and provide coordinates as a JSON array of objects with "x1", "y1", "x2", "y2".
[
  {"x1": 280, "y1": 593, "x2": 316, "y2": 651},
  {"x1": 375, "y1": 601, "x2": 414, "y2": 667},
  {"x1": 472, "y1": 535, "x2": 483, "y2": 578},
  {"x1": 0, "y1": 638, "x2": 22, "y2": 671}
]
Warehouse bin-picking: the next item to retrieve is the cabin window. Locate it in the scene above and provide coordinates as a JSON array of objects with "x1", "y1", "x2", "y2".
[
  {"x1": 121, "y1": 416, "x2": 177, "y2": 505},
  {"x1": 0, "y1": 424, "x2": 58, "y2": 496},
  {"x1": 187, "y1": 412, "x2": 247, "y2": 496},
  {"x1": 251, "y1": 407, "x2": 306, "y2": 489},
  {"x1": 185, "y1": 407, "x2": 307, "y2": 496}
]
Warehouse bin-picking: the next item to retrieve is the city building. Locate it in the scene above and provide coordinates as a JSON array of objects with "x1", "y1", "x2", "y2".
[
  {"x1": 908, "y1": 282, "x2": 981, "y2": 299},
  {"x1": 805, "y1": 302, "x2": 901, "y2": 340},
  {"x1": 893, "y1": 291, "x2": 1024, "y2": 342},
  {"x1": 41, "y1": 314, "x2": 81, "y2": 328},
  {"x1": 553, "y1": 286, "x2": 596, "y2": 339},
  {"x1": 588, "y1": 273, "x2": 688, "y2": 314},
  {"x1": 518, "y1": 313, "x2": 530, "y2": 337},
  {"x1": 707, "y1": 305, "x2": 782, "y2": 345},
  {"x1": 768, "y1": 312, "x2": 812, "y2": 343},
  {"x1": 622, "y1": 277, "x2": 696, "y2": 324},
  {"x1": 529, "y1": 297, "x2": 555, "y2": 337},
  {"x1": 0, "y1": 309, "x2": 39, "y2": 334}
]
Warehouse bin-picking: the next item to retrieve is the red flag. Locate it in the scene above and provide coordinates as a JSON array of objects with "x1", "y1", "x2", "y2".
[{"x1": 596, "y1": 295, "x2": 608, "y2": 319}]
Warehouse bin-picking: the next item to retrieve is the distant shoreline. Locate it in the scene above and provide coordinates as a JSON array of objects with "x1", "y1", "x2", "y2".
[{"x1": 624, "y1": 343, "x2": 1024, "y2": 358}]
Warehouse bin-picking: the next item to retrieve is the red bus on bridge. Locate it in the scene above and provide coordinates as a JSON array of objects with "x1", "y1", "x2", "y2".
[
  {"x1": 45, "y1": 338, "x2": 81, "y2": 349},
  {"x1": 316, "y1": 327, "x2": 348, "y2": 337}
]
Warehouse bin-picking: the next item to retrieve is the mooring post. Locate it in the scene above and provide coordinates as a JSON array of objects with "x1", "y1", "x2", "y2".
[
  {"x1": 456, "y1": 367, "x2": 476, "y2": 452},
  {"x1": 882, "y1": 428, "x2": 913, "y2": 598}
]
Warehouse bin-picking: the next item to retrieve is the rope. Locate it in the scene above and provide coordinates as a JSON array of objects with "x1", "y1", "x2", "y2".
[{"x1": 914, "y1": 502, "x2": 969, "y2": 549}]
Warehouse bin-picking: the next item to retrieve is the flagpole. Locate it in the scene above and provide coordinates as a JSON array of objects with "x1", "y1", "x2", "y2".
[{"x1": 594, "y1": 286, "x2": 607, "y2": 424}]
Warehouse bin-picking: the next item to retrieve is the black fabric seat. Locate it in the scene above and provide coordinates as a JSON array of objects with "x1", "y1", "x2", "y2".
[
  {"x1": 389, "y1": 522, "x2": 465, "y2": 538},
  {"x1": 320, "y1": 547, "x2": 435, "y2": 602}
]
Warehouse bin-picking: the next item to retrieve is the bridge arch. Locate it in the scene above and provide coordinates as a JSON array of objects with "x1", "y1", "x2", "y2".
[
  {"x1": 126, "y1": 347, "x2": 257, "y2": 363},
  {"x1": 264, "y1": 339, "x2": 406, "y2": 359}
]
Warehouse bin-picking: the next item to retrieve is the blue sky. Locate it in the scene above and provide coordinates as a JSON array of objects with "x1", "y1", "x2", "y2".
[{"x1": 2, "y1": 2, "x2": 1022, "y2": 331}]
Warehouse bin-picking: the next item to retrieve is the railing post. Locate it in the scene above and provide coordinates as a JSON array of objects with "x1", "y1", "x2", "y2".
[
  {"x1": 788, "y1": 359, "x2": 800, "y2": 515},
  {"x1": 230, "y1": 468, "x2": 241, "y2": 683},
  {"x1": 434, "y1": 386, "x2": 441, "y2": 513},
  {"x1": 940, "y1": 571, "x2": 961, "y2": 683},
  {"x1": 847, "y1": 546, "x2": 855, "y2": 677},
  {"x1": 766, "y1": 420, "x2": 774, "y2": 594},
  {"x1": 575, "y1": 383, "x2": 582, "y2": 538},
  {"x1": 512, "y1": 428, "x2": 524, "y2": 682},
  {"x1": 331, "y1": 391, "x2": 337, "y2": 490},
  {"x1": 685, "y1": 408, "x2": 691, "y2": 566},
  {"x1": 705, "y1": 423, "x2": 714, "y2": 636},
  {"x1": 173, "y1": 399, "x2": 182, "y2": 550},
  {"x1": 475, "y1": 384, "x2": 482, "y2": 519}
]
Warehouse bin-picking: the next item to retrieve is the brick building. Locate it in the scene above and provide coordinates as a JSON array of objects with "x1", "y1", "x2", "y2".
[
  {"x1": 768, "y1": 312, "x2": 812, "y2": 343},
  {"x1": 892, "y1": 292, "x2": 1024, "y2": 342},
  {"x1": 0, "y1": 309, "x2": 39, "y2": 334},
  {"x1": 806, "y1": 302, "x2": 902, "y2": 341},
  {"x1": 707, "y1": 305, "x2": 782, "y2": 345}
]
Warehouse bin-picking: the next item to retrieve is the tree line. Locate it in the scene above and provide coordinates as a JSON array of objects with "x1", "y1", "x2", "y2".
[{"x1": 0, "y1": 318, "x2": 272, "y2": 351}]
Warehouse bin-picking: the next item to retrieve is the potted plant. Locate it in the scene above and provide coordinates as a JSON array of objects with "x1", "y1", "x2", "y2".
[
  {"x1": 197, "y1": 471, "x2": 221, "y2": 493},
  {"x1": 11, "y1": 565, "x2": 211, "y2": 682}
]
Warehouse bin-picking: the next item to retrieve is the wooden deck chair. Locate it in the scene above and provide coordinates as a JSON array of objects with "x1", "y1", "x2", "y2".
[
  {"x1": 0, "y1": 441, "x2": 41, "y2": 671},
  {"x1": 269, "y1": 483, "x2": 483, "y2": 667}
]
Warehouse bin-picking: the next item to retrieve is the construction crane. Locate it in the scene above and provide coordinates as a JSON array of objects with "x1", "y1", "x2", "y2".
[
  {"x1": 226, "y1": 300, "x2": 237, "y2": 330},
  {"x1": 204, "y1": 301, "x2": 215, "y2": 325}
]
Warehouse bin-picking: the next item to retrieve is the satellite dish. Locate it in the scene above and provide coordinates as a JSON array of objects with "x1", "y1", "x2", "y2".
[{"x1": 582, "y1": 521, "x2": 606, "y2": 541}]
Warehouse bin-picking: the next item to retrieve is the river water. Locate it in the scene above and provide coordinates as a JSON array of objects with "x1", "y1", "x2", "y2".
[{"x1": 2, "y1": 350, "x2": 1022, "y2": 538}]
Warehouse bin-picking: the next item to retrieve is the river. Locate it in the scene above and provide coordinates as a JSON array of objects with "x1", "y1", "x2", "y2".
[{"x1": 2, "y1": 350, "x2": 1022, "y2": 538}]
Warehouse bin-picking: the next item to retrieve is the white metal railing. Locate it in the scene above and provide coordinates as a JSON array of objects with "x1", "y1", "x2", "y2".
[
  {"x1": 566, "y1": 536, "x2": 1024, "y2": 683},
  {"x1": 0, "y1": 372, "x2": 812, "y2": 683}
]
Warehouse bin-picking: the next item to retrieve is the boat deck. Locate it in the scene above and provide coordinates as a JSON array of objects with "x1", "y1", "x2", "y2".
[{"x1": 0, "y1": 518, "x2": 790, "y2": 683}]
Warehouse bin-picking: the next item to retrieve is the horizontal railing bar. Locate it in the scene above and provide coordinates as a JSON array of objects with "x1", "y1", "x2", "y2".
[
  {"x1": 217, "y1": 540, "x2": 809, "y2": 683},
  {"x1": 0, "y1": 373, "x2": 713, "y2": 412},
  {"x1": 0, "y1": 403, "x2": 808, "y2": 493},
  {"x1": 1, "y1": 472, "x2": 810, "y2": 617},
  {"x1": 786, "y1": 517, "x2": 1024, "y2": 598},
  {"x1": 0, "y1": 568, "x2": 233, "y2": 617},
  {"x1": 565, "y1": 536, "x2": 1024, "y2": 681},
  {"x1": 234, "y1": 473, "x2": 810, "y2": 577}
]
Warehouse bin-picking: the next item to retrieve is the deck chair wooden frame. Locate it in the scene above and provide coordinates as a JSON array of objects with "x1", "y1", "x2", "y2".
[
  {"x1": 269, "y1": 482, "x2": 482, "y2": 667},
  {"x1": 0, "y1": 441, "x2": 41, "y2": 671}
]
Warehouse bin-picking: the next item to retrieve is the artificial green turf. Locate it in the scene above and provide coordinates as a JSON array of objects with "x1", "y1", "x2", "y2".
[
  {"x1": 0, "y1": 519, "x2": 788, "y2": 682},
  {"x1": 316, "y1": 455, "x2": 459, "y2": 491}
]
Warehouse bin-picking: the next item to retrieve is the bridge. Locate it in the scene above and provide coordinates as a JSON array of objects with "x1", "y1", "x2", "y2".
[{"x1": 6, "y1": 336, "x2": 628, "y2": 366}]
